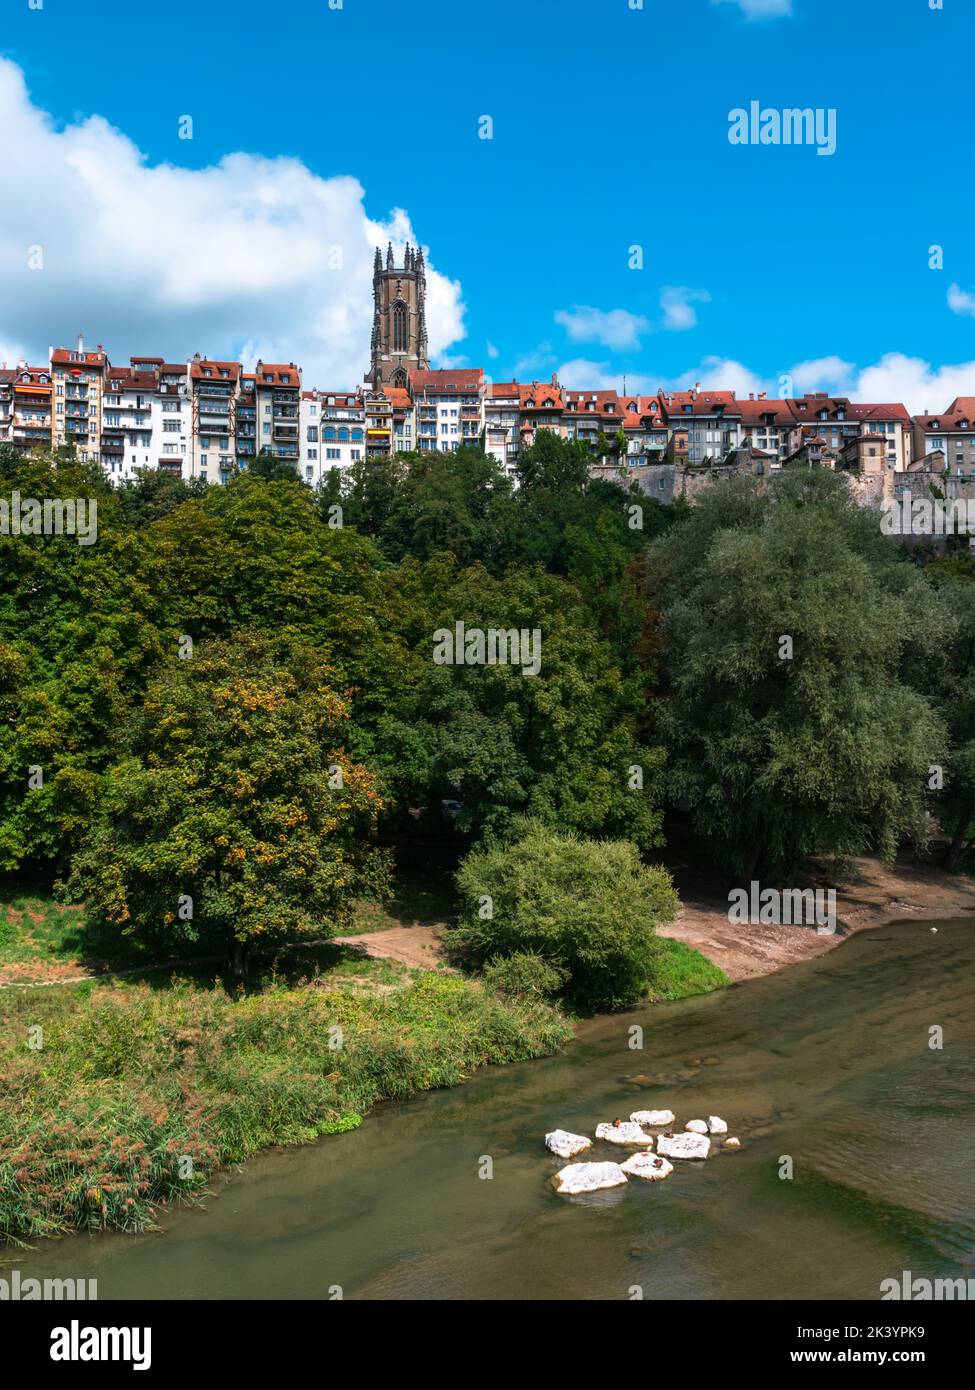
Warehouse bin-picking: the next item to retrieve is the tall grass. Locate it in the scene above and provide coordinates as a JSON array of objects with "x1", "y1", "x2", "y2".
[{"x1": 0, "y1": 972, "x2": 572, "y2": 1245}]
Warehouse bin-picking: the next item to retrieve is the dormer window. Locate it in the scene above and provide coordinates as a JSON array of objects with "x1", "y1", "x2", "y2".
[
  {"x1": 819, "y1": 409, "x2": 828, "y2": 420},
  {"x1": 203, "y1": 368, "x2": 212, "y2": 377}
]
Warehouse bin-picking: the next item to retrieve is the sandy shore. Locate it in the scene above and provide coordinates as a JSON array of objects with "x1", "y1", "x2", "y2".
[{"x1": 659, "y1": 855, "x2": 975, "y2": 982}]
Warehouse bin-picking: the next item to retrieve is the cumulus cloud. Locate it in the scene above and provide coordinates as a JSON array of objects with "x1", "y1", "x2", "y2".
[
  {"x1": 788, "y1": 355, "x2": 856, "y2": 394},
  {"x1": 0, "y1": 57, "x2": 465, "y2": 385},
  {"x1": 948, "y1": 284, "x2": 975, "y2": 319},
  {"x1": 850, "y1": 353, "x2": 975, "y2": 415},
  {"x1": 712, "y1": 0, "x2": 793, "y2": 19},
  {"x1": 554, "y1": 306, "x2": 650, "y2": 351},
  {"x1": 660, "y1": 287, "x2": 712, "y2": 332}
]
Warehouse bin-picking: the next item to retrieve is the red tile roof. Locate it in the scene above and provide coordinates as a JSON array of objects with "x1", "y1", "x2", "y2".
[
  {"x1": 520, "y1": 381, "x2": 564, "y2": 411},
  {"x1": 51, "y1": 347, "x2": 107, "y2": 367},
  {"x1": 409, "y1": 368, "x2": 484, "y2": 394},
  {"x1": 189, "y1": 359, "x2": 241, "y2": 382},
  {"x1": 255, "y1": 361, "x2": 301, "y2": 387}
]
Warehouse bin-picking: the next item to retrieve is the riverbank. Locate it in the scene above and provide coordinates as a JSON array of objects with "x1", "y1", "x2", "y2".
[
  {"x1": 0, "y1": 959, "x2": 571, "y2": 1246},
  {"x1": 659, "y1": 855, "x2": 975, "y2": 981}
]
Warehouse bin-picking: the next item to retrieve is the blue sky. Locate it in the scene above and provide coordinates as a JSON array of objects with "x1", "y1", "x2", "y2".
[{"x1": 2, "y1": 0, "x2": 973, "y2": 410}]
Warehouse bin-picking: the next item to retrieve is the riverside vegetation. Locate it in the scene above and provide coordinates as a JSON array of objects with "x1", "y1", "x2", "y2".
[{"x1": 1, "y1": 437, "x2": 972, "y2": 1242}]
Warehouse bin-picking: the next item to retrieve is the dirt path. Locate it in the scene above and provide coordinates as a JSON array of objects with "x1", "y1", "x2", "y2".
[
  {"x1": 660, "y1": 856, "x2": 975, "y2": 982},
  {"x1": 332, "y1": 925, "x2": 450, "y2": 971}
]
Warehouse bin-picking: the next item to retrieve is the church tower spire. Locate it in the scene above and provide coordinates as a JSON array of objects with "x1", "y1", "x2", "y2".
[{"x1": 368, "y1": 241, "x2": 429, "y2": 389}]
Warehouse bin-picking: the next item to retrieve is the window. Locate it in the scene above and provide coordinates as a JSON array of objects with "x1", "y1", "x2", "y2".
[
  {"x1": 307, "y1": 448, "x2": 318, "y2": 460},
  {"x1": 393, "y1": 301, "x2": 408, "y2": 353},
  {"x1": 307, "y1": 426, "x2": 318, "y2": 443},
  {"x1": 326, "y1": 447, "x2": 340, "y2": 460},
  {"x1": 163, "y1": 420, "x2": 180, "y2": 433}
]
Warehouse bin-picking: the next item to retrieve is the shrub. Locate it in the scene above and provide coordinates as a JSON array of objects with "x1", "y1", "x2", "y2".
[
  {"x1": 482, "y1": 951, "x2": 568, "y2": 1001},
  {"x1": 445, "y1": 822, "x2": 681, "y2": 1013}
]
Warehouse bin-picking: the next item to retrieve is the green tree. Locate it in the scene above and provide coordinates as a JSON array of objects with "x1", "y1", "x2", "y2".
[
  {"x1": 646, "y1": 471, "x2": 945, "y2": 878},
  {"x1": 68, "y1": 634, "x2": 389, "y2": 973},
  {"x1": 445, "y1": 823, "x2": 681, "y2": 1013}
]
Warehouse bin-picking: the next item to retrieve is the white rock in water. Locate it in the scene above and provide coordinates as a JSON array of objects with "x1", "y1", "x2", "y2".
[
  {"x1": 550, "y1": 1161, "x2": 628, "y2": 1195},
  {"x1": 620, "y1": 1151, "x2": 673, "y2": 1182},
  {"x1": 685, "y1": 1119, "x2": 708, "y2": 1134},
  {"x1": 707, "y1": 1116, "x2": 728, "y2": 1135},
  {"x1": 545, "y1": 1129, "x2": 592, "y2": 1158},
  {"x1": 658, "y1": 1132, "x2": 711, "y2": 1160},
  {"x1": 722, "y1": 1136, "x2": 741, "y2": 1149},
  {"x1": 595, "y1": 1121, "x2": 653, "y2": 1145},
  {"x1": 630, "y1": 1109, "x2": 675, "y2": 1127}
]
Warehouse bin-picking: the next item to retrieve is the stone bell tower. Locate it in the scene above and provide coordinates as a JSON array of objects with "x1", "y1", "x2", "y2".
[{"x1": 369, "y1": 241, "x2": 429, "y2": 389}]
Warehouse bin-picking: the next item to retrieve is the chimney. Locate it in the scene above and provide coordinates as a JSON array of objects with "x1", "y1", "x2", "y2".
[
  {"x1": 77, "y1": 333, "x2": 84, "y2": 354},
  {"x1": 749, "y1": 393, "x2": 754, "y2": 401}
]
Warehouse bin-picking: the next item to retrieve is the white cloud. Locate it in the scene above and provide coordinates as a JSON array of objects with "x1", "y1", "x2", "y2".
[
  {"x1": 712, "y1": 0, "x2": 793, "y2": 20},
  {"x1": 557, "y1": 358, "x2": 653, "y2": 392},
  {"x1": 486, "y1": 341, "x2": 499, "y2": 360},
  {"x1": 660, "y1": 286, "x2": 712, "y2": 332},
  {"x1": 0, "y1": 57, "x2": 465, "y2": 386},
  {"x1": 850, "y1": 353, "x2": 975, "y2": 415},
  {"x1": 948, "y1": 284, "x2": 975, "y2": 319},
  {"x1": 788, "y1": 355, "x2": 856, "y2": 394},
  {"x1": 554, "y1": 306, "x2": 650, "y2": 351}
]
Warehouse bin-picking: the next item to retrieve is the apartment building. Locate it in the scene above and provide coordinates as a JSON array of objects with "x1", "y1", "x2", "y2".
[
  {"x1": 0, "y1": 369, "x2": 14, "y2": 445},
  {"x1": 411, "y1": 369, "x2": 484, "y2": 452},
  {"x1": 255, "y1": 361, "x2": 301, "y2": 468},
  {"x1": 913, "y1": 398, "x2": 975, "y2": 477},
  {"x1": 619, "y1": 394, "x2": 668, "y2": 461},
  {"x1": 657, "y1": 389, "x2": 742, "y2": 464},
  {"x1": 188, "y1": 357, "x2": 240, "y2": 483},
  {"x1": 563, "y1": 389, "x2": 620, "y2": 450},
  {"x1": 300, "y1": 391, "x2": 365, "y2": 480},
  {"x1": 483, "y1": 382, "x2": 521, "y2": 473},
  {"x1": 50, "y1": 341, "x2": 108, "y2": 461},
  {"x1": 3, "y1": 366, "x2": 52, "y2": 452}
]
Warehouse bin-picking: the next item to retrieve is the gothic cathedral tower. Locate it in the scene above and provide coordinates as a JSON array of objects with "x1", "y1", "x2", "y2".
[{"x1": 369, "y1": 241, "x2": 429, "y2": 389}]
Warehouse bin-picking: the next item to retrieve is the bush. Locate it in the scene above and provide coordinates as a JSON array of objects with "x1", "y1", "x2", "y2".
[
  {"x1": 445, "y1": 822, "x2": 681, "y2": 1013},
  {"x1": 482, "y1": 951, "x2": 568, "y2": 1001}
]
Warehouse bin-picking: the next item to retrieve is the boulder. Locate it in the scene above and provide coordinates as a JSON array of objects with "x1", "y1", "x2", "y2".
[
  {"x1": 550, "y1": 1161, "x2": 628, "y2": 1195},
  {"x1": 630, "y1": 1109, "x2": 675, "y2": 1128},
  {"x1": 658, "y1": 1131, "x2": 711, "y2": 1161},
  {"x1": 620, "y1": 1151, "x2": 673, "y2": 1182},
  {"x1": 545, "y1": 1129, "x2": 592, "y2": 1159},
  {"x1": 684, "y1": 1119, "x2": 708, "y2": 1135},
  {"x1": 707, "y1": 1116, "x2": 728, "y2": 1135},
  {"x1": 722, "y1": 1136, "x2": 741, "y2": 1150},
  {"x1": 595, "y1": 1121, "x2": 652, "y2": 1146}
]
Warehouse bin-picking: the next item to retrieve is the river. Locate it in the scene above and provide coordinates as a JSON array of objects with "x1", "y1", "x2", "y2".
[{"x1": 10, "y1": 918, "x2": 975, "y2": 1299}]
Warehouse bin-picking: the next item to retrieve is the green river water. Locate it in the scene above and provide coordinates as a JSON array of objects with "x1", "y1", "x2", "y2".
[{"x1": 10, "y1": 918, "x2": 975, "y2": 1300}]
